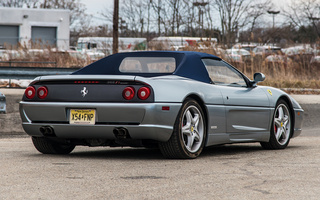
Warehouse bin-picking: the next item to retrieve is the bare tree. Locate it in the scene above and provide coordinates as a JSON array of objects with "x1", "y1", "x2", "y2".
[
  {"x1": 211, "y1": 0, "x2": 254, "y2": 47},
  {"x1": 100, "y1": 5, "x2": 113, "y2": 24},
  {"x1": 246, "y1": 0, "x2": 272, "y2": 32},
  {"x1": 0, "y1": 0, "x2": 28, "y2": 7},
  {"x1": 120, "y1": 0, "x2": 138, "y2": 36},
  {"x1": 165, "y1": 0, "x2": 184, "y2": 36},
  {"x1": 283, "y1": 0, "x2": 320, "y2": 37},
  {"x1": 136, "y1": 0, "x2": 147, "y2": 37},
  {"x1": 146, "y1": 0, "x2": 151, "y2": 39},
  {"x1": 182, "y1": 0, "x2": 196, "y2": 36},
  {"x1": 150, "y1": 0, "x2": 165, "y2": 35}
]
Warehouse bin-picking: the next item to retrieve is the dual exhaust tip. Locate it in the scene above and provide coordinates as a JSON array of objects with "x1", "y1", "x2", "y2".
[
  {"x1": 40, "y1": 126, "x2": 55, "y2": 136},
  {"x1": 40, "y1": 126, "x2": 130, "y2": 139},
  {"x1": 113, "y1": 127, "x2": 131, "y2": 139}
]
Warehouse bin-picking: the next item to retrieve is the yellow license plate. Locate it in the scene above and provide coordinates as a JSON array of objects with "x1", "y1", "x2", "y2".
[{"x1": 70, "y1": 109, "x2": 96, "y2": 125}]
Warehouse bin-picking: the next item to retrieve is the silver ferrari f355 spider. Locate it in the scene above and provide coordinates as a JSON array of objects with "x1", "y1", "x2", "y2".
[{"x1": 19, "y1": 51, "x2": 303, "y2": 158}]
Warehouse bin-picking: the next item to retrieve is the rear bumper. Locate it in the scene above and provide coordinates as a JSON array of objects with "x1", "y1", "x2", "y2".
[{"x1": 20, "y1": 101, "x2": 182, "y2": 142}]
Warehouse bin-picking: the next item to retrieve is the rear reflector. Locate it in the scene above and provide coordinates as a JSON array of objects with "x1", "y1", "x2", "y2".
[{"x1": 162, "y1": 106, "x2": 170, "y2": 111}]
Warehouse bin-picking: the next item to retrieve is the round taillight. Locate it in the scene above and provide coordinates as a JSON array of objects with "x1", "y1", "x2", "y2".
[
  {"x1": 123, "y1": 87, "x2": 135, "y2": 100},
  {"x1": 25, "y1": 86, "x2": 36, "y2": 99},
  {"x1": 37, "y1": 86, "x2": 48, "y2": 99},
  {"x1": 138, "y1": 87, "x2": 151, "y2": 100}
]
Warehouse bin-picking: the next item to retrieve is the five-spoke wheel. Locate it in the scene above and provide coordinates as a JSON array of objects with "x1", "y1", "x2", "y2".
[
  {"x1": 159, "y1": 98, "x2": 206, "y2": 159},
  {"x1": 261, "y1": 100, "x2": 292, "y2": 149},
  {"x1": 181, "y1": 105, "x2": 204, "y2": 153}
]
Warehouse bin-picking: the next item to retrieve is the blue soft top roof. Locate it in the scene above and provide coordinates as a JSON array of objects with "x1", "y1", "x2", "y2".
[{"x1": 73, "y1": 51, "x2": 221, "y2": 83}]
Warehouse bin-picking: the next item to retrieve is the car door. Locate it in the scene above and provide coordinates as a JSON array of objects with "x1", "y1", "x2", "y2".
[{"x1": 202, "y1": 59, "x2": 271, "y2": 141}]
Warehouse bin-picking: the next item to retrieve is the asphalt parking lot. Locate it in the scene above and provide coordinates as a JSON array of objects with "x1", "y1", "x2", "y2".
[
  {"x1": 0, "y1": 134, "x2": 319, "y2": 200},
  {"x1": 1, "y1": 89, "x2": 320, "y2": 199}
]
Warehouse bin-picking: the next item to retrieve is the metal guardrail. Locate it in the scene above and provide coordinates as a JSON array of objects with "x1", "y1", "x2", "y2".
[
  {"x1": 0, "y1": 61, "x2": 81, "y2": 87},
  {"x1": 0, "y1": 66, "x2": 80, "y2": 80},
  {"x1": 0, "y1": 61, "x2": 57, "y2": 67}
]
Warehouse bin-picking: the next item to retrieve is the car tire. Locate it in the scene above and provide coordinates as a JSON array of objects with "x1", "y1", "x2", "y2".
[
  {"x1": 260, "y1": 100, "x2": 292, "y2": 150},
  {"x1": 159, "y1": 98, "x2": 207, "y2": 159},
  {"x1": 32, "y1": 137, "x2": 75, "y2": 154}
]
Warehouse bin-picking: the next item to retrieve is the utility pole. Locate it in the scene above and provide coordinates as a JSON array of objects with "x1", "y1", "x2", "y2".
[{"x1": 113, "y1": 0, "x2": 119, "y2": 54}]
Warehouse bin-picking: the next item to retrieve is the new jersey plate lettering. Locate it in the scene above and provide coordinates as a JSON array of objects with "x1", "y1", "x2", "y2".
[{"x1": 70, "y1": 109, "x2": 95, "y2": 125}]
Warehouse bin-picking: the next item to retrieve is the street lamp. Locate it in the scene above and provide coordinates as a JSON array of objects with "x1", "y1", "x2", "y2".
[
  {"x1": 268, "y1": 10, "x2": 280, "y2": 46},
  {"x1": 193, "y1": 1, "x2": 208, "y2": 37},
  {"x1": 267, "y1": 10, "x2": 280, "y2": 30}
]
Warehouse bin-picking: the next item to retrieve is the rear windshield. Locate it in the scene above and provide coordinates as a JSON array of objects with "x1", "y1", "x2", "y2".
[{"x1": 119, "y1": 57, "x2": 176, "y2": 73}]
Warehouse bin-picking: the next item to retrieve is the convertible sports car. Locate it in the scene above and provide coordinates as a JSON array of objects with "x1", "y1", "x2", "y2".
[{"x1": 19, "y1": 51, "x2": 304, "y2": 158}]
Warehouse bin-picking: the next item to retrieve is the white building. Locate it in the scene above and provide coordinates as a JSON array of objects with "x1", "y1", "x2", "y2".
[{"x1": 0, "y1": 7, "x2": 70, "y2": 50}]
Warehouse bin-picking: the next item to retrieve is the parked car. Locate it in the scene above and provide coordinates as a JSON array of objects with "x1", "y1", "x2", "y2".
[
  {"x1": 226, "y1": 48, "x2": 251, "y2": 62},
  {"x1": 0, "y1": 91, "x2": 6, "y2": 114},
  {"x1": 310, "y1": 55, "x2": 320, "y2": 64},
  {"x1": 253, "y1": 46, "x2": 282, "y2": 57},
  {"x1": 232, "y1": 43, "x2": 257, "y2": 52},
  {"x1": 226, "y1": 48, "x2": 250, "y2": 55},
  {"x1": 85, "y1": 51, "x2": 105, "y2": 61},
  {"x1": 265, "y1": 55, "x2": 292, "y2": 64},
  {"x1": 283, "y1": 46, "x2": 314, "y2": 64},
  {"x1": 282, "y1": 46, "x2": 314, "y2": 56},
  {"x1": 225, "y1": 54, "x2": 244, "y2": 63},
  {"x1": 310, "y1": 55, "x2": 320, "y2": 68},
  {"x1": 264, "y1": 55, "x2": 292, "y2": 70},
  {"x1": 224, "y1": 54, "x2": 246, "y2": 72},
  {"x1": 19, "y1": 51, "x2": 304, "y2": 158}
]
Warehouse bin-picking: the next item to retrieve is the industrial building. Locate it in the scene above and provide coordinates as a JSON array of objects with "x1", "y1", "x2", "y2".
[{"x1": 0, "y1": 7, "x2": 70, "y2": 50}]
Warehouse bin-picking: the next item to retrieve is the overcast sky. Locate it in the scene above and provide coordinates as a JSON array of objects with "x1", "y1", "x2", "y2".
[
  {"x1": 81, "y1": 0, "x2": 113, "y2": 15},
  {"x1": 80, "y1": 0, "x2": 290, "y2": 26}
]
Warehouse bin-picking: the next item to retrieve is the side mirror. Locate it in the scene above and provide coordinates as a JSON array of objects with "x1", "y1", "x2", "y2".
[{"x1": 252, "y1": 72, "x2": 265, "y2": 87}]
